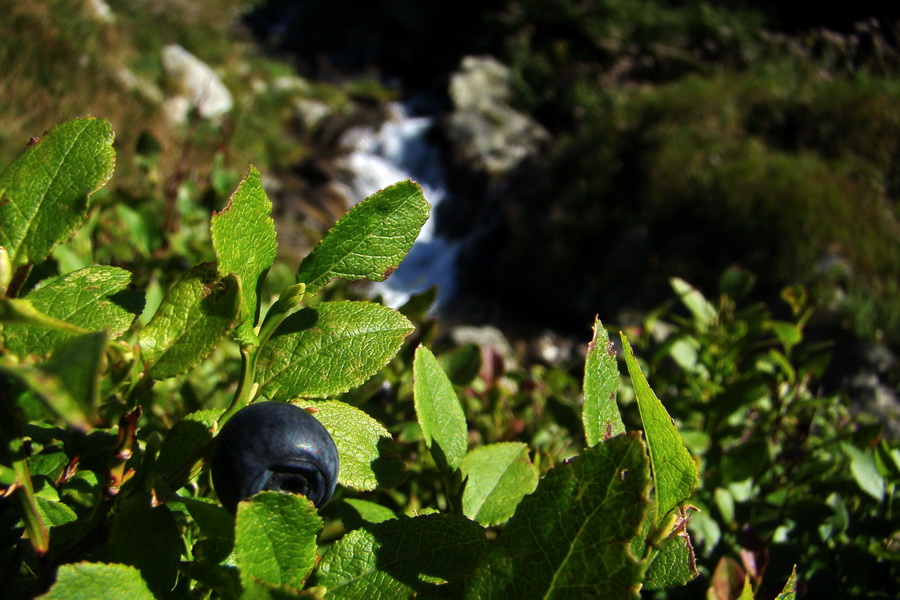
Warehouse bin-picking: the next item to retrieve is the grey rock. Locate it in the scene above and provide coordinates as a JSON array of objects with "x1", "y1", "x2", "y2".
[
  {"x1": 161, "y1": 44, "x2": 233, "y2": 122},
  {"x1": 445, "y1": 56, "x2": 549, "y2": 177},
  {"x1": 844, "y1": 342, "x2": 900, "y2": 440}
]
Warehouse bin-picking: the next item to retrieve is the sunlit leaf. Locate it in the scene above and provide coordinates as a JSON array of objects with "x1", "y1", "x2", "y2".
[
  {"x1": 0, "y1": 117, "x2": 115, "y2": 268},
  {"x1": 296, "y1": 180, "x2": 429, "y2": 296},
  {"x1": 413, "y1": 345, "x2": 468, "y2": 472},
  {"x1": 583, "y1": 317, "x2": 624, "y2": 445},
  {"x1": 211, "y1": 166, "x2": 278, "y2": 345},
  {"x1": 255, "y1": 302, "x2": 412, "y2": 400},
  {"x1": 138, "y1": 263, "x2": 240, "y2": 380},
  {"x1": 621, "y1": 333, "x2": 698, "y2": 520}
]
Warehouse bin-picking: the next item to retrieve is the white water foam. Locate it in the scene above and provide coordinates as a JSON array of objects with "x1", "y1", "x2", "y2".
[{"x1": 336, "y1": 102, "x2": 459, "y2": 310}]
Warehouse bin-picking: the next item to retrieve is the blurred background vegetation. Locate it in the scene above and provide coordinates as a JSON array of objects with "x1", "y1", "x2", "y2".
[
  {"x1": 1, "y1": 0, "x2": 898, "y2": 597},
  {"x1": 2, "y1": 0, "x2": 898, "y2": 347}
]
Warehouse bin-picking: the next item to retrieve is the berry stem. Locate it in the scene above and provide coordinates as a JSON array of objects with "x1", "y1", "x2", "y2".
[{"x1": 219, "y1": 283, "x2": 306, "y2": 426}]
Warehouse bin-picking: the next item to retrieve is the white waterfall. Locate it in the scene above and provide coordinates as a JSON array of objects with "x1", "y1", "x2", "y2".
[{"x1": 336, "y1": 102, "x2": 459, "y2": 310}]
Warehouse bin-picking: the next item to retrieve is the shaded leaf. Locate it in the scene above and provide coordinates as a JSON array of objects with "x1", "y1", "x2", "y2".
[
  {"x1": 296, "y1": 180, "x2": 429, "y2": 296},
  {"x1": 179, "y1": 562, "x2": 241, "y2": 600},
  {"x1": 34, "y1": 496, "x2": 78, "y2": 529},
  {"x1": 152, "y1": 411, "x2": 220, "y2": 493},
  {"x1": 241, "y1": 579, "x2": 324, "y2": 599},
  {"x1": 463, "y1": 433, "x2": 651, "y2": 600},
  {"x1": 437, "y1": 343, "x2": 482, "y2": 387},
  {"x1": 843, "y1": 443, "x2": 885, "y2": 502},
  {"x1": 670, "y1": 278, "x2": 716, "y2": 330},
  {"x1": 316, "y1": 514, "x2": 486, "y2": 599},
  {"x1": 38, "y1": 331, "x2": 107, "y2": 425},
  {"x1": 106, "y1": 497, "x2": 182, "y2": 597},
  {"x1": 179, "y1": 495, "x2": 235, "y2": 546},
  {"x1": 0, "y1": 332, "x2": 107, "y2": 430},
  {"x1": 0, "y1": 117, "x2": 115, "y2": 268}
]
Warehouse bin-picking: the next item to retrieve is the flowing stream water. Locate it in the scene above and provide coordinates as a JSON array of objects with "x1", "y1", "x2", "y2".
[{"x1": 335, "y1": 101, "x2": 459, "y2": 310}]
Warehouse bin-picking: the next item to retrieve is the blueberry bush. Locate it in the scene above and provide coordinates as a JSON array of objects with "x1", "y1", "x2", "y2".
[
  {"x1": 2, "y1": 116, "x2": 807, "y2": 599},
  {"x1": 629, "y1": 275, "x2": 900, "y2": 598}
]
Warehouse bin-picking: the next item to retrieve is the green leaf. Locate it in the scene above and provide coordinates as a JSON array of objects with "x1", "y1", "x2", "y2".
[
  {"x1": 106, "y1": 497, "x2": 183, "y2": 597},
  {"x1": 38, "y1": 331, "x2": 107, "y2": 425},
  {"x1": 301, "y1": 400, "x2": 406, "y2": 491},
  {"x1": 35, "y1": 496, "x2": 78, "y2": 528},
  {"x1": 774, "y1": 565, "x2": 799, "y2": 600},
  {"x1": 463, "y1": 432, "x2": 651, "y2": 600},
  {"x1": 670, "y1": 278, "x2": 716, "y2": 331},
  {"x1": 437, "y1": 343, "x2": 482, "y2": 387},
  {"x1": 179, "y1": 496, "x2": 235, "y2": 546},
  {"x1": 766, "y1": 320, "x2": 803, "y2": 347},
  {"x1": 179, "y1": 562, "x2": 242, "y2": 600},
  {"x1": 0, "y1": 331, "x2": 107, "y2": 429},
  {"x1": 875, "y1": 440, "x2": 900, "y2": 483},
  {"x1": 583, "y1": 318, "x2": 624, "y2": 446},
  {"x1": 234, "y1": 492, "x2": 322, "y2": 591},
  {"x1": 341, "y1": 498, "x2": 399, "y2": 527},
  {"x1": 138, "y1": 263, "x2": 240, "y2": 380},
  {"x1": 0, "y1": 298, "x2": 88, "y2": 333},
  {"x1": 255, "y1": 301, "x2": 412, "y2": 400},
  {"x1": 621, "y1": 333, "x2": 698, "y2": 520},
  {"x1": 413, "y1": 345, "x2": 468, "y2": 472},
  {"x1": 3, "y1": 266, "x2": 143, "y2": 357},
  {"x1": 316, "y1": 514, "x2": 487, "y2": 599},
  {"x1": 843, "y1": 443, "x2": 885, "y2": 502},
  {"x1": 152, "y1": 411, "x2": 220, "y2": 493},
  {"x1": 738, "y1": 575, "x2": 755, "y2": 600},
  {"x1": 241, "y1": 579, "x2": 324, "y2": 599},
  {"x1": 0, "y1": 116, "x2": 116, "y2": 268},
  {"x1": 211, "y1": 166, "x2": 278, "y2": 345},
  {"x1": 460, "y1": 442, "x2": 539, "y2": 526},
  {"x1": 28, "y1": 448, "x2": 69, "y2": 480},
  {"x1": 295, "y1": 180, "x2": 430, "y2": 296},
  {"x1": 642, "y1": 532, "x2": 699, "y2": 590},
  {"x1": 0, "y1": 245, "x2": 11, "y2": 292},
  {"x1": 40, "y1": 562, "x2": 155, "y2": 600}
]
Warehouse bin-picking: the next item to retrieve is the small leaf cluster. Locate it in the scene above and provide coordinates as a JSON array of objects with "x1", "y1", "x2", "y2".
[
  {"x1": 0, "y1": 117, "x2": 800, "y2": 599},
  {"x1": 629, "y1": 274, "x2": 900, "y2": 598}
]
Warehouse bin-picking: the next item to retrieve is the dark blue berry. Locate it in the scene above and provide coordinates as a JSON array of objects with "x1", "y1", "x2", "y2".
[{"x1": 211, "y1": 401, "x2": 339, "y2": 512}]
